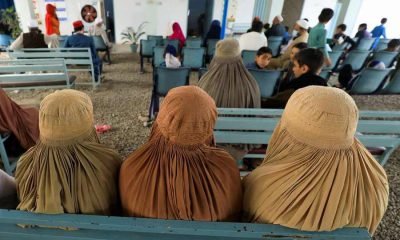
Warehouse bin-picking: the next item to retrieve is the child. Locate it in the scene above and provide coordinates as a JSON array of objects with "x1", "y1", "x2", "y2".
[
  {"x1": 262, "y1": 48, "x2": 327, "y2": 108},
  {"x1": 246, "y1": 46, "x2": 273, "y2": 69},
  {"x1": 280, "y1": 42, "x2": 308, "y2": 88},
  {"x1": 161, "y1": 44, "x2": 181, "y2": 68},
  {"x1": 308, "y1": 8, "x2": 334, "y2": 66}
]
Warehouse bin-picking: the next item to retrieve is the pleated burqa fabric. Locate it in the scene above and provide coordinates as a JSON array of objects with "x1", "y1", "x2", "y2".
[
  {"x1": 243, "y1": 86, "x2": 389, "y2": 234},
  {"x1": 16, "y1": 89, "x2": 121, "y2": 215},
  {"x1": 120, "y1": 86, "x2": 242, "y2": 221},
  {"x1": 198, "y1": 38, "x2": 261, "y2": 108},
  {"x1": 0, "y1": 88, "x2": 39, "y2": 150}
]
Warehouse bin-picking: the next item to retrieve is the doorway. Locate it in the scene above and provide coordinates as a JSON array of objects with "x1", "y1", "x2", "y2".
[
  {"x1": 103, "y1": 0, "x2": 115, "y2": 42},
  {"x1": 187, "y1": 0, "x2": 214, "y2": 38}
]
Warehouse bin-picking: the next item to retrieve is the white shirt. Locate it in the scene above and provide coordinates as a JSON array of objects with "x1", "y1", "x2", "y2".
[{"x1": 238, "y1": 32, "x2": 268, "y2": 51}]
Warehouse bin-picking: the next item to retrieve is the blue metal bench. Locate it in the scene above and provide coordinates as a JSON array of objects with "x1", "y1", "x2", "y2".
[
  {"x1": 0, "y1": 59, "x2": 75, "y2": 90},
  {"x1": 215, "y1": 108, "x2": 400, "y2": 166},
  {"x1": 0, "y1": 209, "x2": 370, "y2": 239},
  {"x1": 8, "y1": 48, "x2": 99, "y2": 89}
]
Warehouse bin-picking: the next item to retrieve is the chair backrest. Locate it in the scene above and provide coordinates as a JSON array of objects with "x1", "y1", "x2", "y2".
[
  {"x1": 148, "y1": 35, "x2": 164, "y2": 46},
  {"x1": 373, "y1": 39, "x2": 391, "y2": 52},
  {"x1": 382, "y1": 70, "x2": 400, "y2": 94},
  {"x1": 206, "y1": 39, "x2": 219, "y2": 57},
  {"x1": 324, "y1": 51, "x2": 343, "y2": 70},
  {"x1": 342, "y1": 50, "x2": 371, "y2": 72},
  {"x1": 319, "y1": 69, "x2": 331, "y2": 80},
  {"x1": 155, "y1": 67, "x2": 190, "y2": 95},
  {"x1": 153, "y1": 46, "x2": 165, "y2": 67},
  {"x1": 164, "y1": 39, "x2": 179, "y2": 51},
  {"x1": 370, "y1": 51, "x2": 398, "y2": 67},
  {"x1": 140, "y1": 39, "x2": 157, "y2": 57},
  {"x1": 198, "y1": 68, "x2": 208, "y2": 80},
  {"x1": 182, "y1": 47, "x2": 205, "y2": 69},
  {"x1": 0, "y1": 34, "x2": 12, "y2": 47},
  {"x1": 92, "y1": 36, "x2": 107, "y2": 50},
  {"x1": 332, "y1": 42, "x2": 350, "y2": 51},
  {"x1": 241, "y1": 50, "x2": 257, "y2": 66},
  {"x1": 248, "y1": 69, "x2": 281, "y2": 98},
  {"x1": 349, "y1": 68, "x2": 392, "y2": 94},
  {"x1": 267, "y1": 37, "x2": 283, "y2": 57},
  {"x1": 356, "y1": 38, "x2": 376, "y2": 50},
  {"x1": 185, "y1": 38, "x2": 202, "y2": 48}
]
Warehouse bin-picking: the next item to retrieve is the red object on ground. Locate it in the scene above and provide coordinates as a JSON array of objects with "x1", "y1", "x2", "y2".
[{"x1": 95, "y1": 124, "x2": 111, "y2": 134}]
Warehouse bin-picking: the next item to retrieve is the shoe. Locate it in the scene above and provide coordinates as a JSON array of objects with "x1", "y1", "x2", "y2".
[{"x1": 138, "y1": 115, "x2": 150, "y2": 122}]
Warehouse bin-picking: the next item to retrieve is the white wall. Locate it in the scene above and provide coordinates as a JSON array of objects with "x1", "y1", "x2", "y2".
[
  {"x1": 114, "y1": 0, "x2": 189, "y2": 43},
  {"x1": 235, "y1": 0, "x2": 255, "y2": 23},
  {"x1": 265, "y1": 0, "x2": 284, "y2": 23},
  {"x1": 212, "y1": 0, "x2": 225, "y2": 22},
  {"x1": 13, "y1": 0, "x2": 35, "y2": 32}
]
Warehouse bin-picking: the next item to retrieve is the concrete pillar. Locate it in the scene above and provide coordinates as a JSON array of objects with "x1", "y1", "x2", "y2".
[
  {"x1": 13, "y1": 0, "x2": 35, "y2": 32},
  {"x1": 336, "y1": 0, "x2": 363, "y2": 35},
  {"x1": 264, "y1": 0, "x2": 284, "y2": 24}
]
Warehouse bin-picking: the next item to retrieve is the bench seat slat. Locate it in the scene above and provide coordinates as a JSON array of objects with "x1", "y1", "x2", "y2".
[{"x1": 0, "y1": 64, "x2": 66, "y2": 73}]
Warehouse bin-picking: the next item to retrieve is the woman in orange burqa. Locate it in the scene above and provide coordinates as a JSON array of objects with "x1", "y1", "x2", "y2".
[
  {"x1": 0, "y1": 88, "x2": 39, "y2": 155},
  {"x1": 120, "y1": 86, "x2": 242, "y2": 221},
  {"x1": 45, "y1": 4, "x2": 60, "y2": 35}
]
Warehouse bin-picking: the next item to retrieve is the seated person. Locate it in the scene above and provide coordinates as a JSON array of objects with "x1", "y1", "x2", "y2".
[
  {"x1": 88, "y1": 18, "x2": 112, "y2": 63},
  {"x1": 0, "y1": 169, "x2": 17, "y2": 209},
  {"x1": 353, "y1": 23, "x2": 372, "y2": 50},
  {"x1": 64, "y1": 20, "x2": 102, "y2": 82},
  {"x1": 246, "y1": 46, "x2": 272, "y2": 69},
  {"x1": 337, "y1": 60, "x2": 386, "y2": 90},
  {"x1": 265, "y1": 15, "x2": 285, "y2": 38},
  {"x1": 384, "y1": 39, "x2": 400, "y2": 52},
  {"x1": 239, "y1": 21, "x2": 268, "y2": 51},
  {"x1": 330, "y1": 24, "x2": 356, "y2": 50},
  {"x1": 161, "y1": 44, "x2": 181, "y2": 68},
  {"x1": 9, "y1": 19, "x2": 59, "y2": 50},
  {"x1": 16, "y1": 89, "x2": 121, "y2": 215},
  {"x1": 243, "y1": 86, "x2": 388, "y2": 235},
  {"x1": 120, "y1": 86, "x2": 242, "y2": 221},
  {"x1": 168, "y1": 22, "x2": 186, "y2": 49},
  {"x1": 198, "y1": 38, "x2": 260, "y2": 108},
  {"x1": 279, "y1": 42, "x2": 308, "y2": 88},
  {"x1": 0, "y1": 88, "x2": 38, "y2": 155},
  {"x1": 262, "y1": 48, "x2": 327, "y2": 108}
]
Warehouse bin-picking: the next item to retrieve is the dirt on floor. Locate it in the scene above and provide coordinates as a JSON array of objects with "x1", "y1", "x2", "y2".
[{"x1": 6, "y1": 53, "x2": 400, "y2": 239}]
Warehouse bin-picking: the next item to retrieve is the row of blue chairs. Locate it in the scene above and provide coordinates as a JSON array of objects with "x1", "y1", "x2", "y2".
[{"x1": 332, "y1": 37, "x2": 390, "y2": 52}]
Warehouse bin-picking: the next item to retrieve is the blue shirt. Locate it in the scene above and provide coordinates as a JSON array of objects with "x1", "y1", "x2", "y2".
[
  {"x1": 64, "y1": 33, "x2": 99, "y2": 62},
  {"x1": 371, "y1": 25, "x2": 386, "y2": 38}
]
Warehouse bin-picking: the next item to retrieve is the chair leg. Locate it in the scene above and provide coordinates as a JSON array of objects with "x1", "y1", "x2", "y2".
[
  {"x1": 0, "y1": 139, "x2": 12, "y2": 175},
  {"x1": 140, "y1": 55, "x2": 144, "y2": 73},
  {"x1": 107, "y1": 49, "x2": 111, "y2": 64}
]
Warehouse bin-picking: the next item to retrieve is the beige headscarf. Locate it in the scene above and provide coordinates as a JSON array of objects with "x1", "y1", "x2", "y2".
[
  {"x1": 120, "y1": 86, "x2": 242, "y2": 221},
  {"x1": 243, "y1": 86, "x2": 389, "y2": 234},
  {"x1": 198, "y1": 38, "x2": 261, "y2": 108},
  {"x1": 16, "y1": 89, "x2": 121, "y2": 215}
]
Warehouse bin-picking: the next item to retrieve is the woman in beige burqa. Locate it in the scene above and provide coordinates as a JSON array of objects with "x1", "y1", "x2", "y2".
[
  {"x1": 198, "y1": 38, "x2": 260, "y2": 109},
  {"x1": 120, "y1": 86, "x2": 242, "y2": 221},
  {"x1": 243, "y1": 86, "x2": 388, "y2": 234},
  {"x1": 16, "y1": 89, "x2": 121, "y2": 215}
]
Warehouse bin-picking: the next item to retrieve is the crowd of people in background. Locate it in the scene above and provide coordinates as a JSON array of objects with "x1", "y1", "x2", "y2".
[{"x1": 1, "y1": 3, "x2": 397, "y2": 237}]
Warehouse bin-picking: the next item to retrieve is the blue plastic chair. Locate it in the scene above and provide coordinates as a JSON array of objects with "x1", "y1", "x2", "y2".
[
  {"x1": 140, "y1": 39, "x2": 157, "y2": 72},
  {"x1": 148, "y1": 35, "x2": 163, "y2": 46},
  {"x1": 0, "y1": 34, "x2": 12, "y2": 47},
  {"x1": 356, "y1": 38, "x2": 376, "y2": 50},
  {"x1": 182, "y1": 47, "x2": 205, "y2": 69},
  {"x1": 340, "y1": 50, "x2": 371, "y2": 72},
  {"x1": 149, "y1": 67, "x2": 191, "y2": 118},
  {"x1": 324, "y1": 51, "x2": 343, "y2": 71},
  {"x1": 370, "y1": 51, "x2": 398, "y2": 68},
  {"x1": 241, "y1": 50, "x2": 257, "y2": 66},
  {"x1": 0, "y1": 133, "x2": 16, "y2": 175},
  {"x1": 319, "y1": 69, "x2": 331, "y2": 80},
  {"x1": 163, "y1": 39, "x2": 179, "y2": 51},
  {"x1": 381, "y1": 70, "x2": 400, "y2": 94},
  {"x1": 349, "y1": 68, "x2": 392, "y2": 94},
  {"x1": 248, "y1": 69, "x2": 281, "y2": 98},
  {"x1": 152, "y1": 46, "x2": 165, "y2": 67},
  {"x1": 374, "y1": 39, "x2": 391, "y2": 52},
  {"x1": 198, "y1": 67, "x2": 208, "y2": 80},
  {"x1": 267, "y1": 36, "x2": 283, "y2": 57},
  {"x1": 92, "y1": 36, "x2": 111, "y2": 64},
  {"x1": 185, "y1": 38, "x2": 202, "y2": 48}
]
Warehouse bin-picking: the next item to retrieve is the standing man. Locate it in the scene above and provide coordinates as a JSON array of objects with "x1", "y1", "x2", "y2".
[
  {"x1": 308, "y1": 8, "x2": 334, "y2": 66},
  {"x1": 371, "y1": 18, "x2": 388, "y2": 49},
  {"x1": 64, "y1": 20, "x2": 102, "y2": 82}
]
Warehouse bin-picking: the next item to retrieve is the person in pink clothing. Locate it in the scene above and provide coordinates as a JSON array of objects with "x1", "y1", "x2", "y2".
[{"x1": 168, "y1": 22, "x2": 186, "y2": 49}]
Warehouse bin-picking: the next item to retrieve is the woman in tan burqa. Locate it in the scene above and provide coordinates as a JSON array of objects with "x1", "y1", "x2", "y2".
[
  {"x1": 198, "y1": 38, "x2": 260, "y2": 108},
  {"x1": 16, "y1": 89, "x2": 121, "y2": 215},
  {"x1": 243, "y1": 86, "x2": 389, "y2": 235},
  {"x1": 120, "y1": 86, "x2": 242, "y2": 221},
  {"x1": 0, "y1": 88, "x2": 38, "y2": 154}
]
